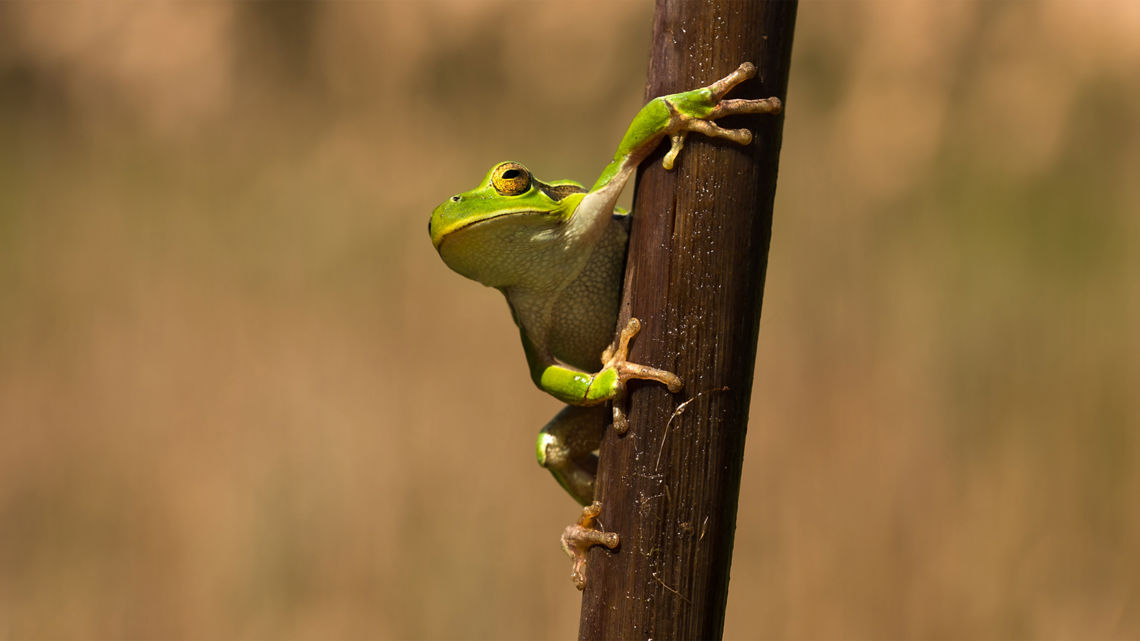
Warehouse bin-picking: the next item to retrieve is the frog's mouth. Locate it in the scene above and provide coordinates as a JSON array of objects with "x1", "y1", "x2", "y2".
[
  {"x1": 433, "y1": 209, "x2": 561, "y2": 250},
  {"x1": 431, "y1": 210, "x2": 516, "y2": 249}
]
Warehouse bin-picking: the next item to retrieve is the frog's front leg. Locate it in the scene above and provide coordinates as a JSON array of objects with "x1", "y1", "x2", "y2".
[{"x1": 574, "y1": 61, "x2": 783, "y2": 226}]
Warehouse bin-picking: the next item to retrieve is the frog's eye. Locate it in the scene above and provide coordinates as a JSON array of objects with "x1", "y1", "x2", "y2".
[{"x1": 491, "y1": 162, "x2": 531, "y2": 196}]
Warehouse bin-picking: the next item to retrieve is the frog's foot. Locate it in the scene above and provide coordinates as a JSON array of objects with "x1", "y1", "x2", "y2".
[
  {"x1": 601, "y1": 317, "x2": 683, "y2": 434},
  {"x1": 662, "y1": 62, "x2": 783, "y2": 170},
  {"x1": 560, "y1": 501, "x2": 620, "y2": 591}
]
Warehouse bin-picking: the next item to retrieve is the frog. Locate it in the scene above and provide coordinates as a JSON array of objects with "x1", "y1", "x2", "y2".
[{"x1": 428, "y1": 62, "x2": 781, "y2": 589}]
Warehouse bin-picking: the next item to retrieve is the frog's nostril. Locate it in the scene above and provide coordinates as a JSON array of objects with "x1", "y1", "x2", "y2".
[{"x1": 450, "y1": 195, "x2": 461, "y2": 202}]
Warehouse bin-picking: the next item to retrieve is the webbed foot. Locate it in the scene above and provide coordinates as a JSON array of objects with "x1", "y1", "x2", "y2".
[
  {"x1": 560, "y1": 501, "x2": 620, "y2": 590},
  {"x1": 602, "y1": 317, "x2": 683, "y2": 433},
  {"x1": 662, "y1": 62, "x2": 783, "y2": 170}
]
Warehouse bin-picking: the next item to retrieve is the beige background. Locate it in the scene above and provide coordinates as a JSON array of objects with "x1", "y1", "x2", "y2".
[{"x1": 1, "y1": 1, "x2": 1138, "y2": 638}]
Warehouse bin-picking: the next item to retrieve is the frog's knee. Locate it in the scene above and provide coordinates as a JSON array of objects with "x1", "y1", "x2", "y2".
[{"x1": 536, "y1": 431, "x2": 567, "y2": 470}]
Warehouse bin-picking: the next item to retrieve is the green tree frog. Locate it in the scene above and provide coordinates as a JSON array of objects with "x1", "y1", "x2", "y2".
[{"x1": 429, "y1": 63, "x2": 781, "y2": 589}]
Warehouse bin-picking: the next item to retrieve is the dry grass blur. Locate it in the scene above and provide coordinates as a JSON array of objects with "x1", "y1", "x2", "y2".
[{"x1": 1, "y1": 1, "x2": 1138, "y2": 638}]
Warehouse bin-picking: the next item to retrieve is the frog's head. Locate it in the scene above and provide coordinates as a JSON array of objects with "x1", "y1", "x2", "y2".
[{"x1": 429, "y1": 161, "x2": 586, "y2": 287}]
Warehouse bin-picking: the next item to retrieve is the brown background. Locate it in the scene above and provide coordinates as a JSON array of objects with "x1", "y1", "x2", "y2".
[{"x1": 1, "y1": 1, "x2": 1137, "y2": 638}]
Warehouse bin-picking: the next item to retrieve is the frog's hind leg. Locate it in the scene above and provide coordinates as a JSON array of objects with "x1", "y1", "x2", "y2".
[{"x1": 536, "y1": 405, "x2": 608, "y2": 506}]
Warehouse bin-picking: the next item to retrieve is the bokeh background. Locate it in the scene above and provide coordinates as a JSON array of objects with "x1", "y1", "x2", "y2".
[{"x1": 2, "y1": 1, "x2": 1138, "y2": 638}]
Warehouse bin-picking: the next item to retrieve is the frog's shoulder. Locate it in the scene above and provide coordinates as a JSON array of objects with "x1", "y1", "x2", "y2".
[{"x1": 612, "y1": 206, "x2": 631, "y2": 228}]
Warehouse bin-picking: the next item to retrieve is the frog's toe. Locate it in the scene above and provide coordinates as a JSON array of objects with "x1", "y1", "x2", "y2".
[
  {"x1": 612, "y1": 405, "x2": 629, "y2": 435},
  {"x1": 712, "y1": 96, "x2": 783, "y2": 119},
  {"x1": 617, "y1": 360, "x2": 683, "y2": 392},
  {"x1": 707, "y1": 61, "x2": 757, "y2": 99},
  {"x1": 560, "y1": 501, "x2": 620, "y2": 590},
  {"x1": 685, "y1": 118, "x2": 753, "y2": 145}
]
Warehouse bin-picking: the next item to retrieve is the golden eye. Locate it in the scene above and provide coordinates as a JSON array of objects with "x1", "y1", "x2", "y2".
[{"x1": 491, "y1": 162, "x2": 531, "y2": 196}]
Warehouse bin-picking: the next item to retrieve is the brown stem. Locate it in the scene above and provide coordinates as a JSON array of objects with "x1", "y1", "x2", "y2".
[{"x1": 577, "y1": 1, "x2": 797, "y2": 639}]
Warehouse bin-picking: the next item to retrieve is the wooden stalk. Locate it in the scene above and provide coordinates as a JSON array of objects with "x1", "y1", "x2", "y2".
[{"x1": 578, "y1": 1, "x2": 797, "y2": 639}]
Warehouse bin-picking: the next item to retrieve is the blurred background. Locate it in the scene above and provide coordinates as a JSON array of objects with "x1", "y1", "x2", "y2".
[{"x1": 1, "y1": 1, "x2": 1138, "y2": 638}]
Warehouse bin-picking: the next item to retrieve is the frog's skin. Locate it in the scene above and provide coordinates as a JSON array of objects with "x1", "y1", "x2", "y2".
[{"x1": 429, "y1": 63, "x2": 781, "y2": 589}]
